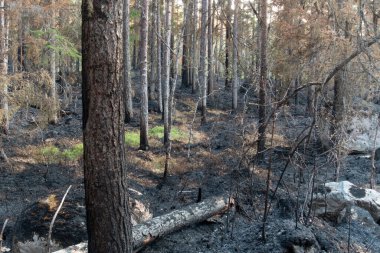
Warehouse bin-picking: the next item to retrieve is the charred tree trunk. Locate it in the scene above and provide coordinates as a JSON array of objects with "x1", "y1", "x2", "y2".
[
  {"x1": 139, "y1": 0, "x2": 149, "y2": 150},
  {"x1": 191, "y1": 0, "x2": 199, "y2": 93},
  {"x1": 199, "y1": 0, "x2": 208, "y2": 123},
  {"x1": 181, "y1": 0, "x2": 190, "y2": 88},
  {"x1": 156, "y1": 0, "x2": 163, "y2": 113},
  {"x1": 257, "y1": 0, "x2": 267, "y2": 161},
  {"x1": 148, "y1": 0, "x2": 156, "y2": 100},
  {"x1": 207, "y1": 0, "x2": 214, "y2": 99},
  {"x1": 232, "y1": 0, "x2": 239, "y2": 110},
  {"x1": 82, "y1": 0, "x2": 133, "y2": 252},
  {"x1": 162, "y1": 0, "x2": 172, "y2": 179},
  {"x1": 124, "y1": 0, "x2": 133, "y2": 123},
  {"x1": 224, "y1": 0, "x2": 231, "y2": 89}
]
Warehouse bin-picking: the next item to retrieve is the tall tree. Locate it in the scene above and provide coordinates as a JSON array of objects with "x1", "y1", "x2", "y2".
[
  {"x1": 156, "y1": 0, "x2": 163, "y2": 112},
  {"x1": 199, "y1": 0, "x2": 208, "y2": 123},
  {"x1": 0, "y1": 0, "x2": 9, "y2": 134},
  {"x1": 224, "y1": 0, "x2": 232, "y2": 89},
  {"x1": 124, "y1": 0, "x2": 133, "y2": 123},
  {"x1": 207, "y1": 0, "x2": 214, "y2": 98},
  {"x1": 162, "y1": 0, "x2": 172, "y2": 179},
  {"x1": 48, "y1": 0, "x2": 58, "y2": 124},
  {"x1": 191, "y1": 0, "x2": 199, "y2": 93},
  {"x1": 82, "y1": 0, "x2": 133, "y2": 252},
  {"x1": 163, "y1": 0, "x2": 171, "y2": 147},
  {"x1": 148, "y1": 0, "x2": 156, "y2": 100},
  {"x1": 139, "y1": 0, "x2": 149, "y2": 150},
  {"x1": 232, "y1": 0, "x2": 239, "y2": 110},
  {"x1": 257, "y1": 0, "x2": 267, "y2": 160},
  {"x1": 181, "y1": 0, "x2": 190, "y2": 88}
]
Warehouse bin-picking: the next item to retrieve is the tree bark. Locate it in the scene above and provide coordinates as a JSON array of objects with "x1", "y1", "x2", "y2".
[
  {"x1": 191, "y1": 0, "x2": 199, "y2": 93},
  {"x1": 82, "y1": 0, "x2": 133, "y2": 252},
  {"x1": 124, "y1": 0, "x2": 133, "y2": 123},
  {"x1": 224, "y1": 0, "x2": 231, "y2": 89},
  {"x1": 162, "y1": 0, "x2": 172, "y2": 178},
  {"x1": 207, "y1": 0, "x2": 214, "y2": 98},
  {"x1": 232, "y1": 0, "x2": 239, "y2": 110},
  {"x1": 199, "y1": 0, "x2": 208, "y2": 123},
  {"x1": 49, "y1": 0, "x2": 58, "y2": 124},
  {"x1": 257, "y1": 0, "x2": 267, "y2": 160},
  {"x1": 53, "y1": 195, "x2": 233, "y2": 253},
  {"x1": 156, "y1": 0, "x2": 163, "y2": 113},
  {"x1": 148, "y1": 0, "x2": 156, "y2": 100},
  {"x1": 0, "y1": 0, "x2": 9, "y2": 134},
  {"x1": 181, "y1": 0, "x2": 190, "y2": 88},
  {"x1": 139, "y1": 0, "x2": 149, "y2": 150}
]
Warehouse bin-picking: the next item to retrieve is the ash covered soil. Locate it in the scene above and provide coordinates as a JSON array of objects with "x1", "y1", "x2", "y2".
[{"x1": 1, "y1": 82, "x2": 380, "y2": 253}]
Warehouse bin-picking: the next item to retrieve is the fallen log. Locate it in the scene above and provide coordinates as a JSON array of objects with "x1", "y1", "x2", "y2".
[{"x1": 53, "y1": 195, "x2": 234, "y2": 253}]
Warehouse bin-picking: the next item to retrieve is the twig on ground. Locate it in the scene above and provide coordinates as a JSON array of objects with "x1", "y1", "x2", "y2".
[
  {"x1": 48, "y1": 185, "x2": 72, "y2": 253},
  {"x1": 0, "y1": 219, "x2": 9, "y2": 251}
]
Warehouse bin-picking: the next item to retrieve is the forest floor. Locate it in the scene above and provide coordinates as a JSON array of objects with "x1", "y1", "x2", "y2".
[{"x1": 1, "y1": 76, "x2": 380, "y2": 252}]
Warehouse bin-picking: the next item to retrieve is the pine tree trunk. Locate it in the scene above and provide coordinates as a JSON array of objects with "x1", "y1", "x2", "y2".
[
  {"x1": 199, "y1": 0, "x2": 208, "y2": 123},
  {"x1": 82, "y1": 0, "x2": 133, "y2": 252},
  {"x1": 49, "y1": 0, "x2": 58, "y2": 124},
  {"x1": 156, "y1": 0, "x2": 163, "y2": 113},
  {"x1": 224, "y1": 0, "x2": 231, "y2": 89},
  {"x1": 257, "y1": 0, "x2": 267, "y2": 160},
  {"x1": 149, "y1": 0, "x2": 156, "y2": 100},
  {"x1": 191, "y1": 0, "x2": 199, "y2": 93},
  {"x1": 0, "y1": 0, "x2": 9, "y2": 134},
  {"x1": 162, "y1": 0, "x2": 172, "y2": 179},
  {"x1": 181, "y1": 0, "x2": 190, "y2": 88},
  {"x1": 139, "y1": 0, "x2": 149, "y2": 150},
  {"x1": 124, "y1": 0, "x2": 133, "y2": 123},
  {"x1": 232, "y1": 0, "x2": 239, "y2": 110},
  {"x1": 207, "y1": 0, "x2": 214, "y2": 99}
]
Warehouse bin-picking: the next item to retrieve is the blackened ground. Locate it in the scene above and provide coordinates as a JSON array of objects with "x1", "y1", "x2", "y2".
[{"x1": 1, "y1": 80, "x2": 380, "y2": 253}]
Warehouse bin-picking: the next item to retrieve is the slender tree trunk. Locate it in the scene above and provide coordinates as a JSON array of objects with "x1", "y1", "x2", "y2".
[
  {"x1": 124, "y1": 0, "x2": 133, "y2": 123},
  {"x1": 232, "y1": 0, "x2": 239, "y2": 110},
  {"x1": 199, "y1": 0, "x2": 208, "y2": 123},
  {"x1": 132, "y1": 39, "x2": 138, "y2": 70},
  {"x1": 0, "y1": 0, "x2": 9, "y2": 134},
  {"x1": 207, "y1": 0, "x2": 214, "y2": 99},
  {"x1": 191, "y1": 0, "x2": 199, "y2": 93},
  {"x1": 181, "y1": 0, "x2": 190, "y2": 88},
  {"x1": 82, "y1": 0, "x2": 133, "y2": 252},
  {"x1": 257, "y1": 0, "x2": 267, "y2": 160},
  {"x1": 49, "y1": 0, "x2": 58, "y2": 124},
  {"x1": 132, "y1": 0, "x2": 140, "y2": 70},
  {"x1": 255, "y1": 1, "x2": 260, "y2": 72},
  {"x1": 170, "y1": 32, "x2": 175, "y2": 87},
  {"x1": 149, "y1": 0, "x2": 156, "y2": 100},
  {"x1": 156, "y1": 0, "x2": 163, "y2": 113},
  {"x1": 162, "y1": 0, "x2": 172, "y2": 179},
  {"x1": 224, "y1": 0, "x2": 231, "y2": 89},
  {"x1": 139, "y1": 0, "x2": 149, "y2": 150}
]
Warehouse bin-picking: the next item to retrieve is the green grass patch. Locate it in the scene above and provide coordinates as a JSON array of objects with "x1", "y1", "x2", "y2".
[
  {"x1": 149, "y1": 125, "x2": 186, "y2": 140},
  {"x1": 40, "y1": 146, "x2": 60, "y2": 163},
  {"x1": 124, "y1": 126, "x2": 186, "y2": 148},
  {"x1": 39, "y1": 143, "x2": 83, "y2": 163},
  {"x1": 62, "y1": 143, "x2": 83, "y2": 161},
  {"x1": 125, "y1": 131, "x2": 140, "y2": 147}
]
